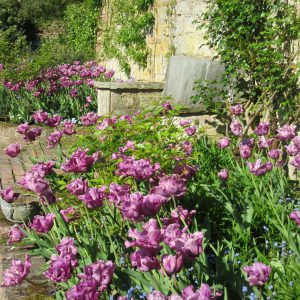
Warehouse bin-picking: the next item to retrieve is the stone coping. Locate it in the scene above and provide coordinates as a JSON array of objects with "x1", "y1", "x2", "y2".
[{"x1": 94, "y1": 81, "x2": 165, "y2": 90}]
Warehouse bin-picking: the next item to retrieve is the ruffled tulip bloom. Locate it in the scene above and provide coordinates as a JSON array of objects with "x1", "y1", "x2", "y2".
[
  {"x1": 32, "y1": 110, "x2": 49, "y2": 123},
  {"x1": 56, "y1": 237, "x2": 78, "y2": 268},
  {"x1": 290, "y1": 155, "x2": 300, "y2": 170},
  {"x1": 217, "y1": 137, "x2": 230, "y2": 149},
  {"x1": 66, "y1": 178, "x2": 89, "y2": 196},
  {"x1": 109, "y1": 183, "x2": 131, "y2": 204},
  {"x1": 285, "y1": 143, "x2": 299, "y2": 156},
  {"x1": 80, "y1": 112, "x2": 100, "y2": 126},
  {"x1": 5, "y1": 143, "x2": 21, "y2": 157},
  {"x1": 292, "y1": 136, "x2": 300, "y2": 148},
  {"x1": 60, "y1": 207, "x2": 79, "y2": 222},
  {"x1": 19, "y1": 172, "x2": 49, "y2": 194},
  {"x1": 125, "y1": 219, "x2": 163, "y2": 250},
  {"x1": 218, "y1": 169, "x2": 228, "y2": 181},
  {"x1": 230, "y1": 104, "x2": 244, "y2": 115},
  {"x1": 268, "y1": 149, "x2": 281, "y2": 160},
  {"x1": 16, "y1": 123, "x2": 30, "y2": 134},
  {"x1": 45, "y1": 115, "x2": 62, "y2": 127},
  {"x1": 119, "y1": 140, "x2": 135, "y2": 153},
  {"x1": 182, "y1": 283, "x2": 222, "y2": 300},
  {"x1": 29, "y1": 213, "x2": 55, "y2": 233},
  {"x1": 239, "y1": 145, "x2": 252, "y2": 159},
  {"x1": 162, "y1": 101, "x2": 173, "y2": 112},
  {"x1": 179, "y1": 119, "x2": 191, "y2": 127},
  {"x1": 44, "y1": 255, "x2": 72, "y2": 283},
  {"x1": 150, "y1": 175, "x2": 187, "y2": 199},
  {"x1": 163, "y1": 206, "x2": 196, "y2": 226},
  {"x1": 276, "y1": 124, "x2": 296, "y2": 141},
  {"x1": 258, "y1": 136, "x2": 273, "y2": 149},
  {"x1": 130, "y1": 248, "x2": 159, "y2": 272},
  {"x1": 182, "y1": 140, "x2": 193, "y2": 156},
  {"x1": 120, "y1": 192, "x2": 144, "y2": 221},
  {"x1": 254, "y1": 122, "x2": 270, "y2": 136},
  {"x1": 8, "y1": 225, "x2": 25, "y2": 245},
  {"x1": 173, "y1": 164, "x2": 197, "y2": 180},
  {"x1": 0, "y1": 187, "x2": 20, "y2": 202},
  {"x1": 47, "y1": 130, "x2": 63, "y2": 148},
  {"x1": 230, "y1": 119, "x2": 243, "y2": 136},
  {"x1": 21, "y1": 126, "x2": 42, "y2": 142},
  {"x1": 243, "y1": 262, "x2": 271, "y2": 286},
  {"x1": 31, "y1": 161, "x2": 55, "y2": 177},
  {"x1": 66, "y1": 280, "x2": 100, "y2": 300},
  {"x1": 117, "y1": 157, "x2": 160, "y2": 181},
  {"x1": 161, "y1": 253, "x2": 183, "y2": 275},
  {"x1": 290, "y1": 210, "x2": 300, "y2": 227},
  {"x1": 63, "y1": 120, "x2": 76, "y2": 135},
  {"x1": 78, "y1": 186, "x2": 107, "y2": 209},
  {"x1": 78, "y1": 260, "x2": 115, "y2": 292},
  {"x1": 185, "y1": 126, "x2": 197, "y2": 136},
  {"x1": 61, "y1": 148, "x2": 96, "y2": 173},
  {"x1": 247, "y1": 159, "x2": 272, "y2": 176},
  {"x1": 0, "y1": 254, "x2": 31, "y2": 287},
  {"x1": 141, "y1": 193, "x2": 167, "y2": 216}
]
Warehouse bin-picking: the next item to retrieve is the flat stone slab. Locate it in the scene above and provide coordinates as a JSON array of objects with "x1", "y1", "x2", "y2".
[{"x1": 94, "y1": 81, "x2": 164, "y2": 91}]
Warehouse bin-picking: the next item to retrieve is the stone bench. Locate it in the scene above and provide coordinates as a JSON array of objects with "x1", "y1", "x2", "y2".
[{"x1": 95, "y1": 56, "x2": 224, "y2": 115}]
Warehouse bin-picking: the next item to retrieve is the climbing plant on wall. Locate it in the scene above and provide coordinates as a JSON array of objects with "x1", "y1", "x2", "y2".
[
  {"x1": 193, "y1": 0, "x2": 300, "y2": 124},
  {"x1": 100, "y1": 0, "x2": 155, "y2": 75}
]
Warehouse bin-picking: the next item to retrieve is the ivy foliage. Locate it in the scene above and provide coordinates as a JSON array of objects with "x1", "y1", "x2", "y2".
[
  {"x1": 101, "y1": 0, "x2": 155, "y2": 75},
  {"x1": 193, "y1": 0, "x2": 300, "y2": 122}
]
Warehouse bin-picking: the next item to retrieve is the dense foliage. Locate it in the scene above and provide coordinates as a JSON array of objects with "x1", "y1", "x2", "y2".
[
  {"x1": 100, "y1": 0, "x2": 155, "y2": 75},
  {"x1": 1, "y1": 102, "x2": 299, "y2": 299},
  {"x1": 193, "y1": 0, "x2": 300, "y2": 124}
]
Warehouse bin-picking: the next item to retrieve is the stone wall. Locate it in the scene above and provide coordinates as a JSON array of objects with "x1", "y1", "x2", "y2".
[{"x1": 97, "y1": 0, "x2": 215, "y2": 81}]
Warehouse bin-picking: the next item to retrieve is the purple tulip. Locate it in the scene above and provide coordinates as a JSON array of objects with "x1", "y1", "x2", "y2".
[
  {"x1": 125, "y1": 219, "x2": 163, "y2": 250},
  {"x1": 8, "y1": 225, "x2": 25, "y2": 245},
  {"x1": 141, "y1": 193, "x2": 167, "y2": 216},
  {"x1": 0, "y1": 254, "x2": 31, "y2": 287},
  {"x1": 67, "y1": 178, "x2": 89, "y2": 196},
  {"x1": 80, "y1": 112, "x2": 100, "y2": 126},
  {"x1": 31, "y1": 161, "x2": 55, "y2": 177},
  {"x1": 130, "y1": 248, "x2": 159, "y2": 272},
  {"x1": 173, "y1": 164, "x2": 197, "y2": 180},
  {"x1": 230, "y1": 119, "x2": 243, "y2": 136},
  {"x1": 162, "y1": 101, "x2": 173, "y2": 112},
  {"x1": 119, "y1": 140, "x2": 135, "y2": 153},
  {"x1": 19, "y1": 172, "x2": 49, "y2": 194},
  {"x1": 66, "y1": 280, "x2": 100, "y2": 300},
  {"x1": 61, "y1": 148, "x2": 96, "y2": 173},
  {"x1": 258, "y1": 136, "x2": 273, "y2": 149},
  {"x1": 56, "y1": 237, "x2": 78, "y2": 268},
  {"x1": 109, "y1": 183, "x2": 131, "y2": 204},
  {"x1": 78, "y1": 260, "x2": 115, "y2": 292},
  {"x1": 218, "y1": 169, "x2": 228, "y2": 181},
  {"x1": 285, "y1": 143, "x2": 299, "y2": 156},
  {"x1": 163, "y1": 206, "x2": 196, "y2": 226},
  {"x1": 182, "y1": 141, "x2": 193, "y2": 156},
  {"x1": 276, "y1": 124, "x2": 296, "y2": 141},
  {"x1": 60, "y1": 207, "x2": 79, "y2": 222},
  {"x1": 16, "y1": 123, "x2": 30, "y2": 134},
  {"x1": 97, "y1": 117, "x2": 117, "y2": 130},
  {"x1": 19, "y1": 126, "x2": 42, "y2": 142},
  {"x1": 44, "y1": 255, "x2": 72, "y2": 282},
  {"x1": 290, "y1": 155, "x2": 300, "y2": 170},
  {"x1": 63, "y1": 120, "x2": 76, "y2": 135},
  {"x1": 217, "y1": 137, "x2": 230, "y2": 149},
  {"x1": 254, "y1": 122, "x2": 270, "y2": 136},
  {"x1": 239, "y1": 145, "x2": 252, "y2": 159},
  {"x1": 39, "y1": 189, "x2": 56, "y2": 205},
  {"x1": 32, "y1": 110, "x2": 49, "y2": 123},
  {"x1": 45, "y1": 115, "x2": 62, "y2": 127},
  {"x1": 179, "y1": 119, "x2": 191, "y2": 127},
  {"x1": 0, "y1": 187, "x2": 20, "y2": 203},
  {"x1": 117, "y1": 157, "x2": 160, "y2": 181},
  {"x1": 78, "y1": 186, "x2": 107, "y2": 209},
  {"x1": 243, "y1": 262, "x2": 271, "y2": 286},
  {"x1": 29, "y1": 213, "x2": 55, "y2": 233},
  {"x1": 182, "y1": 283, "x2": 221, "y2": 300},
  {"x1": 230, "y1": 104, "x2": 244, "y2": 115},
  {"x1": 5, "y1": 143, "x2": 21, "y2": 157},
  {"x1": 161, "y1": 253, "x2": 183, "y2": 275},
  {"x1": 290, "y1": 211, "x2": 300, "y2": 227},
  {"x1": 150, "y1": 175, "x2": 187, "y2": 199},
  {"x1": 120, "y1": 192, "x2": 144, "y2": 221},
  {"x1": 147, "y1": 291, "x2": 167, "y2": 300},
  {"x1": 185, "y1": 126, "x2": 197, "y2": 136},
  {"x1": 247, "y1": 159, "x2": 273, "y2": 176},
  {"x1": 268, "y1": 149, "x2": 281, "y2": 160},
  {"x1": 47, "y1": 130, "x2": 63, "y2": 148},
  {"x1": 292, "y1": 136, "x2": 300, "y2": 148}
]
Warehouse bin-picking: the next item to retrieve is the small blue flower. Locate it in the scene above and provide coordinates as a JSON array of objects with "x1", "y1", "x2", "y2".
[
  {"x1": 263, "y1": 226, "x2": 269, "y2": 232},
  {"x1": 235, "y1": 253, "x2": 239, "y2": 257},
  {"x1": 268, "y1": 285, "x2": 273, "y2": 290},
  {"x1": 274, "y1": 242, "x2": 278, "y2": 247},
  {"x1": 250, "y1": 292, "x2": 257, "y2": 300},
  {"x1": 272, "y1": 291, "x2": 276, "y2": 296},
  {"x1": 242, "y1": 286, "x2": 248, "y2": 293},
  {"x1": 120, "y1": 257, "x2": 125, "y2": 265},
  {"x1": 110, "y1": 296, "x2": 114, "y2": 300},
  {"x1": 289, "y1": 281, "x2": 294, "y2": 287}
]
